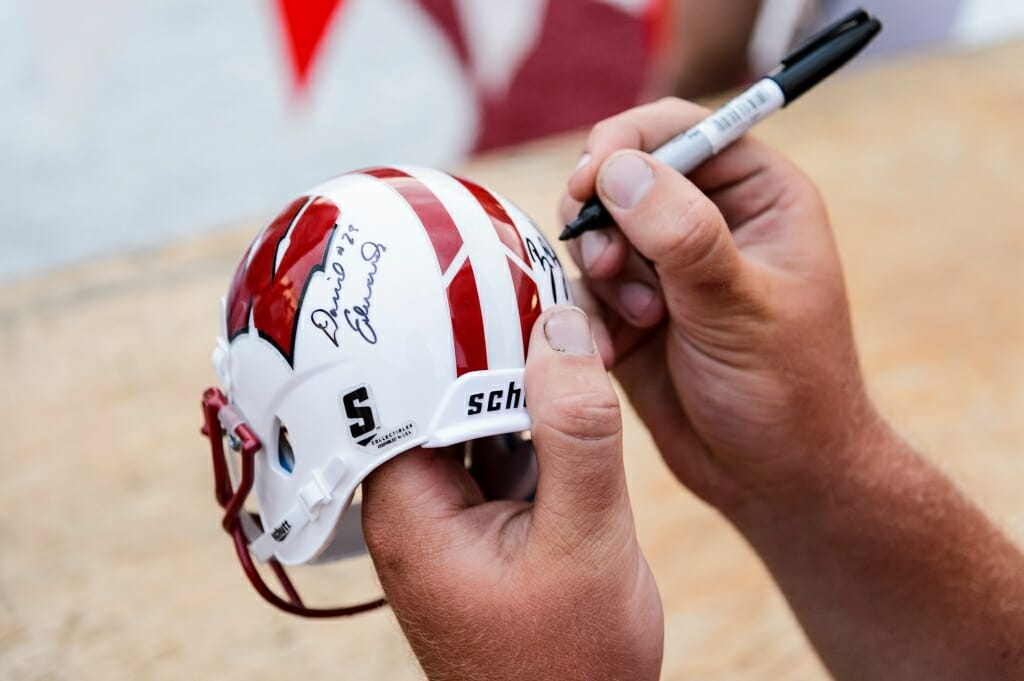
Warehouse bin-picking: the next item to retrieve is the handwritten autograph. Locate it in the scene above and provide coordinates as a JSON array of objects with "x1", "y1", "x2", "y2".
[
  {"x1": 343, "y1": 241, "x2": 386, "y2": 345},
  {"x1": 525, "y1": 236, "x2": 569, "y2": 304},
  {"x1": 310, "y1": 225, "x2": 387, "y2": 347},
  {"x1": 310, "y1": 260, "x2": 347, "y2": 346}
]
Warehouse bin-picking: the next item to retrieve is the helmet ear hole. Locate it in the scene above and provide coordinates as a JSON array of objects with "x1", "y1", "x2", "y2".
[{"x1": 278, "y1": 426, "x2": 295, "y2": 474}]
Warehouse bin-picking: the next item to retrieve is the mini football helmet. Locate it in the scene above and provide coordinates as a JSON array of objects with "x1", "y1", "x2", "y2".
[{"x1": 201, "y1": 166, "x2": 570, "y2": 617}]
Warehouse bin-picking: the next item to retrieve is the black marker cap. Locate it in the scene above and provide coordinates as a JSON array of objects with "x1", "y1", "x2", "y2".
[{"x1": 770, "y1": 10, "x2": 882, "y2": 104}]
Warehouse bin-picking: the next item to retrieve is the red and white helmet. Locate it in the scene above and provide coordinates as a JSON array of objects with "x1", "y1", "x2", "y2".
[{"x1": 200, "y1": 166, "x2": 570, "y2": 616}]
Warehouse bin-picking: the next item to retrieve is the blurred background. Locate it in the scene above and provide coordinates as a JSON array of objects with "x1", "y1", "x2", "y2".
[
  {"x1": 3, "y1": 2, "x2": 1024, "y2": 680},
  {"x1": 3, "y1": 0, "x2": 1023, "y2": 282}
]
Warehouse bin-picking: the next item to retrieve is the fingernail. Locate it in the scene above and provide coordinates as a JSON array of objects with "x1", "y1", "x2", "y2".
[
  {"x1": 580, "y1": 229, "x2": 610, "y2": 270},
  {"x1": 574, "y1": 152, "x2": 591, "y2": 172},
  {"x1": 567, "y1": 152, "x2": 592, "y2": 188},
  {"x1": 544, "y1": 307, "x2": 595, "y2": 355},
  {"x1": 600, "y1": 153, "x2": 654, "y2": 209},
  {"x1": 620, "y1": 282, "x2": 655, "y2": 320}
]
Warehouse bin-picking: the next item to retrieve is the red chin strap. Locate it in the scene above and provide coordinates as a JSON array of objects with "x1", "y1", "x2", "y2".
[{"x1": 201, "y1": 387, "x2": 386, "y2": 618}]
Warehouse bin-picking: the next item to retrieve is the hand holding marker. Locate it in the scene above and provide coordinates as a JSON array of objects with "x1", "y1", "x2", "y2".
[{"x1": 561, "y1": 8, "x2": 882, "y2": 240}]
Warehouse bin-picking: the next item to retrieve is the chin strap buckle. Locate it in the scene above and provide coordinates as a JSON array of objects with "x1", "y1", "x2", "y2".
[
  {"x1": 298, "y1": 479, "x2": 330, "y2": 520},
  {"x1": 250, "y1": 456, "x2": 350, "y2": 562}
]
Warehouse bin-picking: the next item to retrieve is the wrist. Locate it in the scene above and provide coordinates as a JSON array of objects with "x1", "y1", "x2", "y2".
[
  {"x1": 717, "y1": 408, "x2": 1024, "y2": 677},
  {"x1": 721, "y1": 400, "x2": 904, "y2": 542}
]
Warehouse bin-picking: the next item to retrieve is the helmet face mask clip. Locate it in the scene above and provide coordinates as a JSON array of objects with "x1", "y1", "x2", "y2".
[{"x1": 199, "y1": 166, "x2": 570, "y2": 617}]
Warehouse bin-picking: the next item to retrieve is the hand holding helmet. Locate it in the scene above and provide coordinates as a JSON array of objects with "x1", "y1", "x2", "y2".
[
  {"x1": 362, "y1": 306, "x2": 663, "y2": 681},
  {"x1": 201, "y1": 166, "x2": 574, "y2": 614}
]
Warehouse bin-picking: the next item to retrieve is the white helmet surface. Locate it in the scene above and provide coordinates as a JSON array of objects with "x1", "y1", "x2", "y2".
[{"x1": 201, "y1": 166, "x2": 570, "y2": 614}]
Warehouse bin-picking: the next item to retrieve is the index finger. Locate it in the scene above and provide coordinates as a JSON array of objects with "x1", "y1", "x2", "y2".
[
  {"x1": 566, "y1": 96, "x2": 807, "y2": 236},
  {"x1": 568, "y1": 97, "x2": 777, "y2": 205}
]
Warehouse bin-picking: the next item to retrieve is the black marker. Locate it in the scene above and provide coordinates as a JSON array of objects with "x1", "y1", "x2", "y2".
[{"x1": 560, "y1": 8, "x2": 882, "y2": 241}]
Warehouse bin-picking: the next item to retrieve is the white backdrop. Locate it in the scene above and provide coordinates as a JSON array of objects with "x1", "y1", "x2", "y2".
[
  {"x1": 0, "y1": 0, "x2": 477, "y2": 282},
  {"x1": 2, "y1": 0, "x2": 1021, "y2": 282}
]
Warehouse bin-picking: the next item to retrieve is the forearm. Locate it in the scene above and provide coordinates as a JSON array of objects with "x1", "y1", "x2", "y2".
[
  {"x1": 668, "y1": 0, "x2": 760, "y2": 97},
  {"x1": 730, "y1": 416, "x2": 1024, "y2": 680}
]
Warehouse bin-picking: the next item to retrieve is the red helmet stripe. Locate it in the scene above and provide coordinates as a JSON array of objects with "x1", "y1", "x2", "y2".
[
  {"x1": 363, "y1": 167, "x2": 488, "y2": 376},
  {"x1": 457, "y1": 178, "x2": 540, "y2": 358},
  {"x1": 506, "y1": 257, "x2": 540, "y2": 358},
  {"x1": 445, "y1": 257, "x2": 489, "y2": 376},
  {"x1": 456, "y1": 178, "x2": 530, "y2": 263},
  {"x1": 363, "y1": 167, "x2": 463, "y2": 272}
]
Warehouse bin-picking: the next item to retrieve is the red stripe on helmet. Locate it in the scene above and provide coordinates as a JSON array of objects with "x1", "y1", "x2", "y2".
[
  {"x1": 364, "y1": 167, "x2": 462, "y2": 272},
  {"x1": 446, "y1": 258, "x2": 489, "y2": 376},
  {"x1": 458, "y1": 178, "x2": 540, "y2": 358},
  {"x1": 506, "y1": 257, "x2": 540, "y2": 358},
  {"x1": 364, "y1": 167, "x2": 488, "y2": 376},
  {"x1": 456, "y1": 178, "x2": 529, "y2": 263}
]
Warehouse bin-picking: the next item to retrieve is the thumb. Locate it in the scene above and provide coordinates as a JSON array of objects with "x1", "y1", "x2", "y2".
[
  {"x1": 526, "y1": 305, "x2": 631, "y2": 553},
  {"x1": 595, "y1": 150, "x2": 748, "y2": 310}
]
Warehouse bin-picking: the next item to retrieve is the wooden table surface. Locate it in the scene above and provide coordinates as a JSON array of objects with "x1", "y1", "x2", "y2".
[{"x1": 3, "y1": 41, "x2": 1023, "y2": 680}]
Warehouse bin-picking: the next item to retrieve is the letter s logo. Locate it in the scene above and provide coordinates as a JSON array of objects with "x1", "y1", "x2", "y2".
[
  {"x1": 225, "y1": 196, "x2": 340, "y2": 366},
  {"x1": 342, "y1": 385, "x2": 379, "y2": 446}
]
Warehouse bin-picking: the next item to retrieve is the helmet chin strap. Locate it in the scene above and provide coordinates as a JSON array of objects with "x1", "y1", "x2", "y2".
[
  {"x1": 249, "y1": 455, "x2": 350, "y2": 562},
  {"x1": 203, "y1": 387, "x2": 387, "y2": 616}
]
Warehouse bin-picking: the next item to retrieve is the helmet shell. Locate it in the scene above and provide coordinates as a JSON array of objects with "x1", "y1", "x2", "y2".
[{"x1": 213, "y1": 166, "x2": 570, "y2": 564}]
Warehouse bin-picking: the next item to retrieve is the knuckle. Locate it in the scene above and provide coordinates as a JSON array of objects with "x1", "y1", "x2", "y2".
[
  {"x1": 589, "y1": 117, "x2": 642, "y2": 152},
  {"x1": 589, "y1": 117, "x2": 615, "y2": 138},
  {"x1": 535, "y1": 517, "x2": 596, "y2": 565},
  {"x1": 586, "y1": 119, "x2": 612, "y2": 144},
  {"x1": 600, "y1": 231, "x2": 631, "y2": 273},
  {"x1": 647, "y1": 96, "x2": 709, "y2": 124},
  {"x1": 635, "y1": 96, "x2": 685, "y2": 120},
  {"x1": 653, "y1": 95, "x2": 684, "y2": 110},
  {"x1": 660, "y1": 196, "x2": 724, "y2": 273},
  {"x1": 537, "y1": 390, "x2": 622, "y2": 444}
]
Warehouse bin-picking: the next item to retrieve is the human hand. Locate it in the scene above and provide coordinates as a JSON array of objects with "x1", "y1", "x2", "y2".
[
  {"x1": 560, "y1": 98, "x2": 1024, "y2": 681},
  {"x1": 361, "y1": 306, "x2": 663, "y2": 681},
  {"x1": 561, "y1": 97, "x2": 880, "y2": 516}
]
